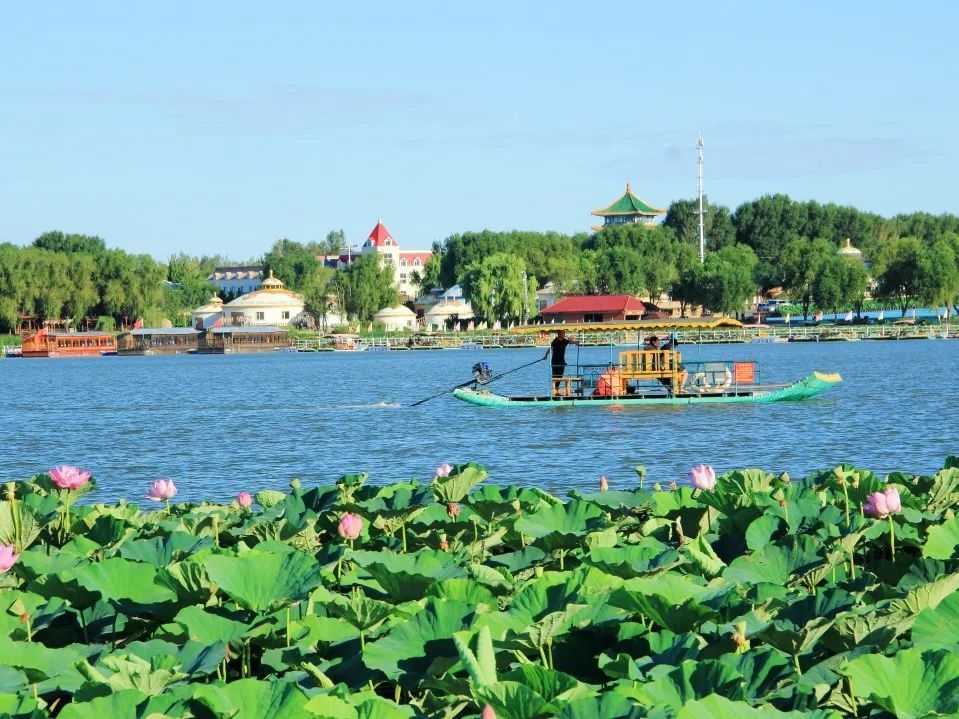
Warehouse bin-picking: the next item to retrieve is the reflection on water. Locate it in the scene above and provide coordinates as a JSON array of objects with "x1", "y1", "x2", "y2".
[{"x1": 1, "y1": 339, "x2": 956, "y2": 504}]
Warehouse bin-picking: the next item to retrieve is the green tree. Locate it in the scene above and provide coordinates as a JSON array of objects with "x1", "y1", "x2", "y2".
[
  {"x1": 699, "y1": 244, "x2": 759, "y2": 316},
  {"x1": 263, "y1": 238, "x2": 319, "y2": 290},
  {"x1": 664, "y1": 197, "x2": 736, "y2": 253},
  {"x1": 460, "y1": 253, "x2": 533, "y2": 325},
  {"x1": 872, "y1": 237, "x2": 925, "y2": 317},
  {"x1": 780, "y1": 238, "x2": 836, "y2": 319},
  {"x1": 300, "y1": 266, "x2": 336, "y2": 330},
  {"x1": 331, "y1": 253, "x2": 398, "y2": 322}
]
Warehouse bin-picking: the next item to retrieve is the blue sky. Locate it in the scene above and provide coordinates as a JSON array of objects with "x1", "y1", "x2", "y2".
[{"x1": 1, "y1": 1, "x2": 955, "y2": 262}]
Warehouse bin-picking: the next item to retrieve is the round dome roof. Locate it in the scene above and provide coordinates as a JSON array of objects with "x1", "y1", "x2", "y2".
[
  {"x1": 838, "y1": 238, "x2": 862, "y2": 257},
  {"x1": 425, "y1": 300, "x2": 474, "y2": 320},
  {"x1": 374, "y1": 305, "x2": 416, "y2": 319}
]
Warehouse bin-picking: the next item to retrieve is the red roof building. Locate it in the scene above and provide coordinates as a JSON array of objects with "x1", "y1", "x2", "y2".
[
  {"x1": 540, "y1": 295, "x2": 646, "y2": 324},
  {"x1": 359, "y1": 220, "x2": 433, "y2": 300}
]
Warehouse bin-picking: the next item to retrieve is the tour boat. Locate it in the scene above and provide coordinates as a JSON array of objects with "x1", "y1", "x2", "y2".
[
  {"x1": 19, "y1": 329, "x2": 118, "y2": 358},
  {"x1": 450, "y1": 319, "x2": 841, "y2": 408}
]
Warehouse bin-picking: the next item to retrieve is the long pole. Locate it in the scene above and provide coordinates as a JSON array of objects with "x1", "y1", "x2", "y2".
[{"x1": 409, "y1": 357, "x2": 545, "y2": 407}]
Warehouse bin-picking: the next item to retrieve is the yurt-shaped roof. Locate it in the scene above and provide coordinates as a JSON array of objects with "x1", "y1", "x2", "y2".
[
  {"x1": 374, "y1": 305, "x2": 416, "y2": 320},
  {"x1": 425, "y1": 300, "x2": 474, "y2": 322},
  {"x1": 224, "y1": 272, "x2": 304, "y2": 309},
  {"x1": 194, "y1": 294, "x2": 224, "y2": 314}
]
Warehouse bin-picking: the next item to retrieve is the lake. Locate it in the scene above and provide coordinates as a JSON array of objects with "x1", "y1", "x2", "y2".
[{"x1": 2, "y1": 339, "x2": 956, "y2": 504}]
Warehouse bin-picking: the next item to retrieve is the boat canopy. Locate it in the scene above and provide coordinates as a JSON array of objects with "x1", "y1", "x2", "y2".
[{"x1": 509, "y1": 317, "x2": 743, "y2": 334}]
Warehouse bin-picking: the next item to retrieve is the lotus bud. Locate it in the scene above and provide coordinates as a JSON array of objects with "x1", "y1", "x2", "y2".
[
  {"x1": 883, "y1": 487, "x2": 901, "y2": 515},
  {"x1": 732, "y1": 622, "x2": 750, "y2": 653},
  {"x1": 511, "y1": 499, "x2": 522, "y2": 516},
  {"x1": 851, "y1": 475, "x2": 860, "y2": 489},
  {"x1": 653, "y1": 483, "x2": 662, "y2": 491},
  {"x1": 669, "y1": 481, "x2": 678, "y2": 491},
  {"x1": 146, "y1": 478, "x2": 177, "y2": 502},
  {"x1": 237, "y1": 491, "x2": 252, "y2": 508},
  {"x1": 599, "y1": 475, "x2": 609, "y2": 491},
  {"x1": 481, "y1": 705, "x2": 497, "y2": 719},
  {"x1": 447, "y1": 502, "x2": 461, "y2": 520},
  {"x1": 5, "y1": 482, "x2": 15, "y2": 501},
  {"x1": 688, "y1": 464, "x2": 717, "y2": 491},
  {"x1": 337, "y1": 513, "x2": 363, "y2": 540},
  {"x1": 864, "y1": 491, "x2": 890, "y2": 518},
  {"x1": 0, "y1": 544, "x2": 20, "y2": 573}
]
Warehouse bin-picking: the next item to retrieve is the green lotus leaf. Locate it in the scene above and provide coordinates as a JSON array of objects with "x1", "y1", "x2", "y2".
[
  {"x1": 432, "y1": 462, "x2": 489, "y2": 505},
  {"x1": 353, "y1": 694, "x2": 415, "y2": 718},
  {"x1": 468, "y1": 562, "x2": 517, "y2": 592},
  {"x1": 467, "y1": 484, "x2": 540, "y2": 521},
  {"x1": 722, "y1": 535, "x2": 823, "y2": 589},
  {"x1": 888, "y1": 571, "x2": 959, "y2": 617},
  {"x1": 84, "y1": 515, "x2": 136, "y2": 547},
  {"x1": 500, "y1": 664, "x2": 592, "y2": 704},
  {"x1": 119, "y1": 531, "x2": 213, "y2": 566},
  {"x1": 254, "y1": 489, "x2": 287, "y2": 509},
  {"x1": 362, "y1": 483, "x2": 432, "y2": 520},
  {"x1": 0, "y1": 664, "x2": 28, "y2": 694},
  {"x1": 0, "y1": 638, "x2": 89, "y2": 692},
  {"x1": 77, "y1": 653, "x2": 187, "y2": 695},
  {"x1": 75, "y1": 557, "x2": 178, "y2": 606},
  {"x1": 156, "y1": 557, "x2": 216, "y2": 605},
  {"x1": 607, "y1": 574, "x2": 719, "y2": 634},
  {"x1": 486, "y1": 547, "x2": 547, "y2": 574},
  {"x1": 758, "y1": 588, "x2": 854, "y2": 657},
  {"x1": 597, "y1": 652, "x2": 646, "y2": 681},
  {"x1": 682, "y1": 533, "x2": 726, "y2": 578},
  {"x1": 745, "y1": 514, "x2": 783, "y2": 551},
  {"x1": 303, "y1": 693, "x2": 358, "y2": 719},
  {"x1": 192, "y1": 678, "x2": 311, "y2": 719},
  {"x1": 584, "y1": 538, "x2": 680, "y2": 579},
  {"x1": 842, "y1": 646, "x2": 959, "y2": 717},
  {"x1": 350, "y1": 549, "x2": 466, "y2": 602},
  {"x1": 0, "y1": 500, "x2": 42, "y2": 551},
  {"x1": 554, "y1": 693, "x2": 643, "y2": 719},
  {"x1": 123, "y1": 638, "x2": 225, "y2": 679},
  {"x1": 202, "y1": 548, "x2": 320, "y2": 613},
  {"x1": 911, "y1": 590, "x2": 959, "y2": 648},
  {"x1": 57, "y1": 688, "x2": 146, "y2": 719},
  {"x1": 717, "y1": 645, "x2": 794, "y2": 703},
  {"x1": 502, "y1": 570, "x2": 589, "y2": 627},
  {"x1": 327, "y1": 590, "x2": 401, "y2": 633},
  {"x1": 427, "y1": 576, "x2": 498, "y2": 611},
  {"x1": 645, "y1": 629, "x2": 706, "y2": 668},
  {"x1": 473, "y1": 680, "x2": 555, "y2": 719},
  {"x1": 362, "y1": 598, "x2": 474, "y2": 688},
  {"x1": 674, "y1": 693, "x2": 839, "y2": 718},
  {"x1": 923, "y1": 467, "x2": 959, "y2": 517},
  {"x1": 514, "y1": 499, "x2": 606, "y2": 552},
  {"x1": 454, "y1": 625, "x2": 498, "y2": 687},
  {"x1": 173, "y1": 605, "x2": 256, "y2": 644},
  {"x1": 922, "y1": 513, "x2": 959, "y2": 560},
  {"x1": 59, "y1": 534, "x2": 103, "y2": 558},
  {"x1": 625, "y1": 659, "x2": 744, "y2": 712}
]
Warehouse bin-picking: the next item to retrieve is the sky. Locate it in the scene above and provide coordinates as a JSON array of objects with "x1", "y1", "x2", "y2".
[{"x1": 1, "y1": 1, "x2": 956, "y2": 263}]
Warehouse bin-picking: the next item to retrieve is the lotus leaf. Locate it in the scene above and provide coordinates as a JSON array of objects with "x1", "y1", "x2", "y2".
[
  {"x1": 362, "y1": 598, "x2": 474, "y2": 688},
  {"x1": 0, "y1": 664, "x2": 28, "y2": 694},
  {"x1": 468, "y1": 561, "x2": 517, "y2": 591},
  {"x1": 585, "y1": 538, "x2": 680, "y2": 579},
  {"x1": 454, "y1": 625, "x2": 498, "y2": 686},
  {"x1": 643, "y1": 629, "x2": 704, "y2": 669},
  {"x1": 327, "y1": 590, "x2": 402, "y2": 633},
  {"x1": 353, "y1": 694, "x2": 416, "y2": 719},
  {"x1": 56, "y1": 688, "x2": 146, "y2": 719},
  {"x1": 842, "y1": 646, "x2": 959, "y2": 717},
  {"x1": 432, "y1": 462, "x2": 489, "y2": 506},
  {"x1": 254, "y1": 489, "x2": 287, "y2": 508},
  {"x1": 173, "y1": 605, "x2": 257, "y2": 644},
  {"x1": 363, "y1": 483, "x2": 432, "y2": 521},
  {"x1": 0, "y1": 638, "x2": 90, "y2": 692},
  {"x1": 123, "y1": 638, "x2": 226, "y2": 679},
  {"x1": 75, "y1": 557, "x2": 178, "y2": 606},
  {"x1": 468, "y1": 484, "x2": 543, "y2": 521},
  {"x1": 0, "y1": 500, "x2": 42, "y2": 550},
  {"x1": 608, "y1": 574, "x2": 720, "y2": 634},
  {"x1": 350, "y1": 549, "x2": 465, "y2": 602},
  {"x1": 682, "y1": 533, "x2": 725, "y2": 578},
  {"x1": 514, "y1": 499, "x2": 606, "y2": 553},
  {"x1": 922, "y1": 513, "x2": 959, "y2": 560},
  {"x1": 156, "y1": 558, "x2": 216, "y2": 605},
  {"x1": 202, "y1": 548, "x2": 321, "y2": 613},
  {"x1": 473, "y1": 680, "x2": 556, "y2": 719},
  {"x1": 500, "y1": 664, "x2": 592, "y2": 704},
  {"x1": 745, "y1": 514, "x2": 783, "y2": 551},
  {"x1": 910, "y1": 590, "x2": 959, "y2": 648},
  {"x1": 76, "y1": 653, "x2": 187, "y2": 695},
  {"x1": 624, "y1": 659, "x2": 745, "y2": 712},
  {"x1": 717, "y1": 645, "x2": 794, "y2": 704},
  {"x1": 555, "y1": 693, "x2": 643, "y2": 719},
  {"x1": 722, "y1": 535, "x2": 823, "y2": 589},
  {"x1": 920, "y1": 467, "x2": 959, "y2": 517},
  {"x1": 302, "y1": 693, "x2": 359, "y2": 718},
  {"x1": 118, "y1": 531, "x2": 212, "y2": 566},
  {"x1": 192, "y1": 678, "x2": 311, "y2": 719},
  {"x1": 674, "y1": 693, "x2": 840, "y2": 718},
  {"x1": 486, "y1": 547, "x2": 546, "y2": 574},
  {"x1": 427, "y1": 577, "x2": 498, "y2": 611}
]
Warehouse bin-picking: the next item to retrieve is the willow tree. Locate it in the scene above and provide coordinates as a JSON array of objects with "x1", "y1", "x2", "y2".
[{"x1": 460, "y1": 253, "x2": 533, "y2": 325}]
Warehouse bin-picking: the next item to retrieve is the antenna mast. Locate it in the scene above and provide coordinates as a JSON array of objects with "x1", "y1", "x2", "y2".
[{"x1": 695, "y1": 132, "x2": 706, "y2": 263}]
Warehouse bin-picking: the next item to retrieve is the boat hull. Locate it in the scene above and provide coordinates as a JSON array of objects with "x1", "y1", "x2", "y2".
[{"x1": 452, "y1": 372, "x2": 841, "y2": 407}]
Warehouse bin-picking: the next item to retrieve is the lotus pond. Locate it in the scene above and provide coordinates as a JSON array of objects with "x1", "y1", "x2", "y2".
[{"x1": 3, "y1": 459, "x2": 959, "y2": 718}]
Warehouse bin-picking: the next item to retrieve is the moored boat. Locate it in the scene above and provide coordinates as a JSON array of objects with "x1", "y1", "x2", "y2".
[{"x1": 20, "y1": 329, "x2": 117, "y2": 358}]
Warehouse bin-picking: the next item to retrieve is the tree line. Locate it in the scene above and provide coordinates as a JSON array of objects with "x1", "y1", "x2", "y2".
[{"x1": 2, "y1": 195, "x2": 958, "y2": 334}]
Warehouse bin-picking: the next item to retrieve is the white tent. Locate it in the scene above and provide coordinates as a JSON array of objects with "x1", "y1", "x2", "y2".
[{"x1": 373, "y1": 305, "x2": 417, "y2": 332}]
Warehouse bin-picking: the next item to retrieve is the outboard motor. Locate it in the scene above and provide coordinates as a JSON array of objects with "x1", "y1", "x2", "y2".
[{"x1": 472, "y1": 362, "x2": 493, "y2": 384}]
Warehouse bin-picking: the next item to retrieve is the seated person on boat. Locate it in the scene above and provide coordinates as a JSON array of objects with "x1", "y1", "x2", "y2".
[{"x1": 593, "y1": 365, "x2": 621, "y2": 397}]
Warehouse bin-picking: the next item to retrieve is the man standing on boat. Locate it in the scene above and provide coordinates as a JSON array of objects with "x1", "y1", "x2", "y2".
[{"x1": 544, "y1": 329, "x2": 578, "y2": 378}]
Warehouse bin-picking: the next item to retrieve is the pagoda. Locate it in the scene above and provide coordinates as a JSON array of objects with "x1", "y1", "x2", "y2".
[{"x1": 591, "y1": 183, "x2": 665, "y2": 231}]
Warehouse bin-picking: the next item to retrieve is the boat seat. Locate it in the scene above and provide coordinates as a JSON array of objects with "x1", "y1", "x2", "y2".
[{"x1": 552, "y1": 376, "x2": 583, "y2": 397}]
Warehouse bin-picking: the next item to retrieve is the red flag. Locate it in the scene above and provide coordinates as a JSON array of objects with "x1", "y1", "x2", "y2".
[
  {"x1": 212, "y1": 316, "x2": 224, "y2": 328},
  {"x1": 132, "y1": 318, "x2": 144, "y2": 329}
]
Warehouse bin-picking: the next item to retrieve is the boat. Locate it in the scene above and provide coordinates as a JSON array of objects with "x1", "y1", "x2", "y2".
[
  {"x1": 19, "y1": 329, "x2": 117, "y2": 358},
  {"x1": 451, "y1": 318, "x2": 841, "y2": 408},
  {"x1": 117, "y1": 327, "x2": 200, "y2": 356},
  {"x1": 329, "y1": 333, "x2": 368, "y2": 351}
]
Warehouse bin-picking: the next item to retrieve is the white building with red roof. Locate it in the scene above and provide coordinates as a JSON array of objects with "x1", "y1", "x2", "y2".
[{"x1": 361, "y1": 220, "x2": 432, "y2": 300}]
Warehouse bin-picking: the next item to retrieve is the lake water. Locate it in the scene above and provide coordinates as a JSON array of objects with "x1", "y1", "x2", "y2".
[{"x1": 2, "y1": 339, "x2": 957, "y2": 504}]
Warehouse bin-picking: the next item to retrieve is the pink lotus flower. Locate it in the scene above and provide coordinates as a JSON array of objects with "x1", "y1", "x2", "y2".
[
  {"x1": 49, "y1": 465, "x2": 92, "y2": 491},
  {"x1": 435, "y1": 463, "x2": 453, "y2": 478},
  {"x1": 481, "y1": 705, "x2": 497, "y2": 719},
  {"x1": 0, "y1": 544, "x2": 19, "y2": 573},
  {"x1": 864, "y1": 487, "x2": 902, "y2": 518},
  {"x1": 599, "y1": 474, "x2": 609, "y2": 491},
  {"x1": 147, "y1": 478, "x2": 177, "y2": 502},
  {"x1": 337, "y1": 512, "x2": 363, "y2": 540},
  {"x1": 237, "y1": 491, "x2": 252, "y2": 508},
  {"x1": 689, "y1": 464, "x2": 717, "y2": 491}
]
